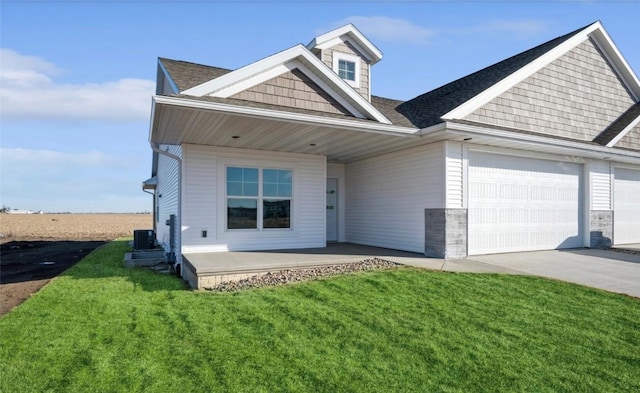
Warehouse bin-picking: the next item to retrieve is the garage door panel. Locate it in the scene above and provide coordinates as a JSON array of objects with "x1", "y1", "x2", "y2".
[
  {"x1": 614, "y1": 168, "x2": 640, "y2": 245},
  {"x1": 469, "y1": 152, "x2": 583, "y2": 255}
]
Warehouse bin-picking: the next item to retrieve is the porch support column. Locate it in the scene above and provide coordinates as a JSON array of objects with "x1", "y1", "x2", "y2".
[{"x1": 425, "y1": 208, "x2": 468, "y2": 258}]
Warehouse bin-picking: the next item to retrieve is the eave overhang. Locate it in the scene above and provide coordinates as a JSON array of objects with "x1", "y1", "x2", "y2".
[
  {"x1": 149, "y1": 95, "x2": 427, "y2": 163},
  {"x1": 149, "y1": 95, "x2": 640, "y2": 166},
  {"x1": 142, "y1": 176, "x2": 157, "y2": 190},
  {"x1": 440, "y1": 121, "x2": 640, "y2": 165}
]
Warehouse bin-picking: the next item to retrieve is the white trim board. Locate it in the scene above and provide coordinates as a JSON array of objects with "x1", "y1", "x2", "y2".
[
  {"x1": 442, "y1": 22, "x2": 640, "y2": 121},
  {"x1": 180, "y1": 44, "x2": 391, "y2": 124}
]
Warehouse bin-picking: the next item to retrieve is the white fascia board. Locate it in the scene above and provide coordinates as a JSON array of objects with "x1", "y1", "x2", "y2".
[
  {"x1": 180, "y1": 45, "x2": 306, "y2": 96},
  {"x1": 445, "y1": 121, "x2": 640, "y2": 163},
  {"x1": 589, "y1": 24, "x2": 640, "y2": 100},
  {"x1": 180, "y1": 44, "x2": 391, "y2": 124},
  {"x1": 606, "y1": 113, "x2": 640, "y2": 147},
  {"x1": 153, "y1": 95, "x2": 416, "y2": 136},
  {"x1": 294, "y1": 53, "x2": 390, "y2": 123},
  {"x1": 293, "y1": 61, "x2": 366, "y2": 119},
  {"x1": 157, "y1": 60, "x2": 179, "y2": 94},
  {"x1": 307, "y1": 24, "x2": 382, "y2": 63},
  {"x1": 442, "y1": 23, "x2": 600, "y2": 121},
  {"x1": 211, "y1": 59, "x2": 366, "y2": 119},
  {"x1": 148, "y1": 96, "x2": 158, "y2": 142}
]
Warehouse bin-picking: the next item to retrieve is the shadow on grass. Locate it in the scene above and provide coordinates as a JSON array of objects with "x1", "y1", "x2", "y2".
[{"x1": 62, "y1": 239, "x2": 190, "y2": 292}]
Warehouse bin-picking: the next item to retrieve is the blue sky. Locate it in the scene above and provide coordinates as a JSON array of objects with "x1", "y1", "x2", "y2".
[{"x1": 1, "y1": 0, "x2": 638, "y2": 212}]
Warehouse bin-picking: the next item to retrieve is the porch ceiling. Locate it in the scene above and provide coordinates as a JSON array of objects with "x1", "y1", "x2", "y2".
[{"x1": 150, "y1": 98, "x2": 448, "y2": 163}]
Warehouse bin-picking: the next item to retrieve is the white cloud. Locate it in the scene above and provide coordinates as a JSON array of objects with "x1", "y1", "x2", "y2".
[
  {"x1": 0, "y1": 148, "x2": 150, "y2": 213},
  {"x1": 466, "y1": 19, "x2": 550, "y2": 39},
  {"x1": 331, "y1": 16, "x2": 434, "y2": 45},
  {"x1": 0, "y1": 49, "x2": 155, "y2": 122}
]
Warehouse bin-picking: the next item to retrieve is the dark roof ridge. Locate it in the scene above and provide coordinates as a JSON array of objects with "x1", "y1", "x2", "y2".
[
  {"x1": 593, "y1": 101, "x2": 640, "y2": 145},
  {"x1": 396, "y1": 22, "x2": 596, "y2": 129}
]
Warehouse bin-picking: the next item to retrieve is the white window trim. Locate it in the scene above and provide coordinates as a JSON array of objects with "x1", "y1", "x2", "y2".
[
  {"x1": 225, "y1": 165, "x2": 294, "y2": 232},
  {"x1": 333, "y1": 52, "x2": 360, "y2": 89}
]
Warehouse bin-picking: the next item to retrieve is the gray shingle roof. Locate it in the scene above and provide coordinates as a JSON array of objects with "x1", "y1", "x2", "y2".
[
  {"x1": 157, "y1": 23, "x2": 593, "y2": 130},
  {"x1": 593, "y1": 102, "x2": 640, "y2": 145},
  {"x1": 394, "y1": 23, "x2": 593, "y2": 129},
  {"x1": 159, "y1": 57, "x2": 231, "y2": 92}
]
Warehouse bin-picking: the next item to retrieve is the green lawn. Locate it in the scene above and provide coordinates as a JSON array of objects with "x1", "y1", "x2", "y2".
[{"x1": 1, "y1": 240, "x2": 639, "y2": 393}]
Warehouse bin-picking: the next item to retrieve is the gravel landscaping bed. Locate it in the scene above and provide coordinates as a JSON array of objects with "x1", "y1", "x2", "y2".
[{"x1": 205, "y1": 258, "x2": 402, "y2": 292}]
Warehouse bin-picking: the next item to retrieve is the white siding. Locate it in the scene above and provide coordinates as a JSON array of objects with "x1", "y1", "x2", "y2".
[
  {"x1": 155, "y1": 144, "x2": 182, "y2": 261},
  {"x1": 445, "y1": 141, "x2": 464, "y2": 208},
  {"x1": 182, "y1": 144, "x2": 326, "y2": 252},
  {"x1": 346, "y1": 143, "x2": 445, "y2": 253},
  {"x1": 589, "y1": 161, "x2": 612, "y2": 210},
  {"x1": 614, "y1": 167, "x2": 640, "y2": 245},
  {"x1": 327, "y1": 163, "x2": 347, "y2": 242}
]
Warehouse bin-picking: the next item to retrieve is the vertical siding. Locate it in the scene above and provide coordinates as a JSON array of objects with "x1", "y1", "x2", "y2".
[
  {"x1": 590, "y1": 160, "x2": 612, "y2": 210},
  {"x1": 346, "y1": 143, "x2": 445, "y2": 253},
  {"x1": 182, "y1": 144, "x2": 326, "y2": 253},
  {"x1": 182, "y1": 144, "x2": 217, "y2": 248},
  {"x1": 445, "y1": 141, "x2": 464, "y2": 208},
  {"x1": 464, "y1": 39, "x2": 635, "y2": 140},
  {"x1": 155, "y1": 144, "x2": 182, "y2": 260}
]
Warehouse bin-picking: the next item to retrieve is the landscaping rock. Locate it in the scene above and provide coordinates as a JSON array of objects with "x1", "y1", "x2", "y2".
[{"x1": 205, "y1": 258, "x2": 401, "y2": 292}]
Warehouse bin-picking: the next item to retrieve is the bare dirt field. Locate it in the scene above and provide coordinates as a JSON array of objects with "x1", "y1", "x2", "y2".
[{"x1": 0, "y1": 214, "x2": 152, "y2": 316}]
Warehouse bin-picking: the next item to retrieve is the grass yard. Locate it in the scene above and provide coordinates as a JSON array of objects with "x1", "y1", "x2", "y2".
[{"x1": 1, "y1": 241, "x2": 639, "y2": 392}]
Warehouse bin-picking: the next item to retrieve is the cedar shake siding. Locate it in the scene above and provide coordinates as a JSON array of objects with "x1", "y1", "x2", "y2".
[
  {"x1": 319, "y1": 41, "x2": 370, "y2": 100},
  {"x1": 230, "y1": 69, "x2": 351, "y2": 115},
  {"x1": 464, "y1": 39, "x2": 636, "y2": 141},
  {"x1": 617, "y1": 127, "x2": 640, "y2": 150}
]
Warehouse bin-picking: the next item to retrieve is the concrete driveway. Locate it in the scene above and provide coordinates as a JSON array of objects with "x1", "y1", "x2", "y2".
[{"x1": 460, "y1": 248, "x2": 640, "y2": 298}]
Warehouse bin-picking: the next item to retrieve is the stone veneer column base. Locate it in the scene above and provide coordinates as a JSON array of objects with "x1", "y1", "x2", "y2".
[
  {"x1": 589, "y1": 210, "x2": 613, "y2": 249},
  {"x1": 425, "y1": 209, "x2": 468, "y2": 259}
]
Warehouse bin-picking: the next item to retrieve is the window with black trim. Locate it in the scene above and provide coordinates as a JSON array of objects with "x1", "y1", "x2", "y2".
[{"x1": 226, "y1": 166, "x2": 292, "y2": 230}]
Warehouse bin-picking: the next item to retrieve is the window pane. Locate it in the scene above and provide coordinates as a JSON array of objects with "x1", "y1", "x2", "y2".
[
  {"x1": 244, "y1": 182, "x2": 258, "y2": 197},
  {"x1": 262, "y1": 169, "x2": 292, "y2": 198},
  {"x1": 244, "y1": 168, "x2": 258, "y2": 182},
  {"x1": 263, "y1": 182, "x2": 278, "y2": 197},
  {"x1": 227, "y1": 198, "x2": 257, "y2": 229},
  {"x1": 278, "y1": 170, "x2": 292, "y2": 183},
  {"x1": 227, "y1": 167, "x2": 258, "y2": 197},
  {"x1": 227, "y1": 181, "x2": 243, "y2": 196},
  {"x1": 338, "y1": 60, "x2": 355, "y2": 81},
  {"x1": 278, "y1": 183, "x2": 292, "y2": 198},
  {"x1": 263, "y1": 200, "x2": 290, "y2": 229},
  {"x1": 263, "y1": 169, "x2": 278, "y2": 183},
  {"x1": 227, "y1": 167, "x2": 243, "y2": 182}
]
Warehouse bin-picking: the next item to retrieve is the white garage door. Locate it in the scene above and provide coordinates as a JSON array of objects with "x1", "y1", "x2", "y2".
[
  {"x1": 614, "y1": 168, "x2": 640, "y2": 245},
  {"x1": 469, "y1": 152, "x2": 583, "y2": 255}
]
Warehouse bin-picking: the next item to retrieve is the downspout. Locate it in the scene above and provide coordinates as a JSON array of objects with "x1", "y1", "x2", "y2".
[
  {"x1": 142, "y1": 188, "x2": 156, "y2": 234},
  {"x1": 150, "y1": 141, "x2": 182, "y2": 275}
]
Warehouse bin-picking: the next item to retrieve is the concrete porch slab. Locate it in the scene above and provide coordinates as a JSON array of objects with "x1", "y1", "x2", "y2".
[
  {"x1": 180, "y1": 243, "x2": 526, "y2": 289},
  {"x1": 183, "y1": 243, "x2": 442, "y2": 275}
]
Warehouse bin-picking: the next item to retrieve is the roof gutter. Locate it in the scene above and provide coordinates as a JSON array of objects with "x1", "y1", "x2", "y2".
[
  {"x1": 150, "y1": 141, "x2": 182, "y2": 271},
  {"x1": 152, "y1": 95, "x2": 419, "y2": 138},
  {"x1": 445, "y1": 121, "x2": 640, "y2": 164}
]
